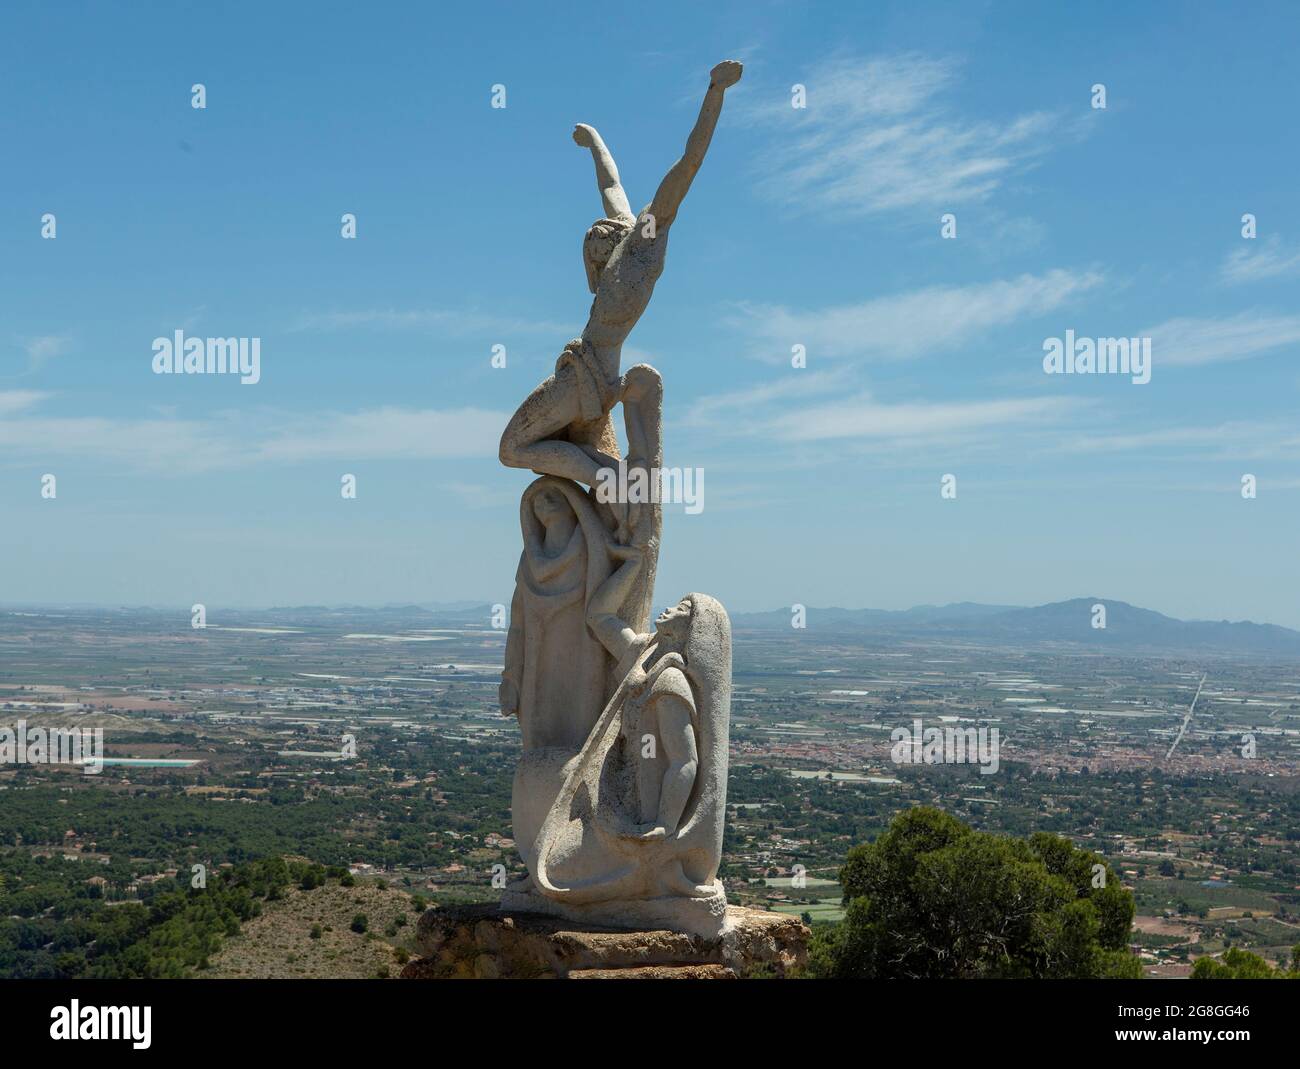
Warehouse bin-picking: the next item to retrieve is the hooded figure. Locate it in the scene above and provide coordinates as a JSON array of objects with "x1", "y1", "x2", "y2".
[{"x1": 527, "y1": 592, "x2": 731, "y2": 911}]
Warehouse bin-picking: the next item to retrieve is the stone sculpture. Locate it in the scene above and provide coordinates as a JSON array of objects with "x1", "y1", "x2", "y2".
[{"x1": 497, "y1": 60, "x2": 742, "y2": 938}]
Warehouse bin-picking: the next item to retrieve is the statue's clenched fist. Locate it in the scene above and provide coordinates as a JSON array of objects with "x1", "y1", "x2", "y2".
[{"x1": 710, "y1": 60, "x2": 743, "y2": 88}]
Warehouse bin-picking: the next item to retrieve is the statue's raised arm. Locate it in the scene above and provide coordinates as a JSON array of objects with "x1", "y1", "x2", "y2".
[
  {"x1": 582, "y1": 59, "x2": 743, "y2": 351},
  {"x1": 573, "y1": 123, "x2": 635, "y2": 227},
  {"x1": 647, "y1": 60, "x2": 743, "y2": 231},
  {"x1": 498, "y1": 61, "x2": 741, "y2": 496}
]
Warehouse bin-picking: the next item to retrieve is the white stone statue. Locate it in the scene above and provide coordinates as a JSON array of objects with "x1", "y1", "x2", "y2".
[{"x1": 497, "y1": 60, "x2": 741, "y2": 938}]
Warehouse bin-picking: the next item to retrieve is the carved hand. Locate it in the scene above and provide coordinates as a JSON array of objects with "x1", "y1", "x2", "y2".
[
  {"x1": 621, "y1": 364, "x2": 662, "y2": 405},
  {"x1": 572, "y1": 123, "x2": 598, "y2": 148},
  {"x1": 607, "y1": 541, "x2": 643, "y2": 563},
  {"x1": 710, "y1": 60, "x2": 743, "y2": 89}
]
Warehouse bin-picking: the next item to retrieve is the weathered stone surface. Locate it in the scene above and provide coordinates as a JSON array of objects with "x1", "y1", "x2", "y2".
[
  {"x1": 499, "y1": 879, "x2": 728, "y2": 940},
  {"x1": 400, "y1": 903, "x2": 808, "y2": 980},
  {"x1": 490, "y1": 61, "x2": 747, "y2": 938},
  {"x1": 570, "y1": 964, "x2": 735, "y2": 979}
]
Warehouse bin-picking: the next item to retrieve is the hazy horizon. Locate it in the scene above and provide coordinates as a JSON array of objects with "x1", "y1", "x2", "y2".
[{"x1": 4, "y1": 593, "x2": 1298, "y2": 632}]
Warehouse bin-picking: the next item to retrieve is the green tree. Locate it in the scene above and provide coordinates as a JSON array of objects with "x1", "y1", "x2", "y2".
[
  {"x1": 807, "y1": 807, "x2": 1142, "y2": 979},
  {"x1": 1192, "y1": 947, "x2": 1299, "y2": 979}
]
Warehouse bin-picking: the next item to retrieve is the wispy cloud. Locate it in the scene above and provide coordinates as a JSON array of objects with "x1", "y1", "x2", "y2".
[
  {"x1": 257, "y1": 406, "x2": 503, "y2": 463},
  {"x1": 287, "y1": 308, "x2": 570, "y2": 337},
  {"x1": 1070, "y1": 420, "x2": 1300, "y2": 461},
  {"x1": 1221, "y1": 236, "x2": 1300, "y2": 285},
  {"x1": 745, "y1": 53, "x2": 1078, "y2": 218},
  {"x1": 767, "y1": 392, "x2": 1076, "y2": 443},
  {"x1": 0, "y1": 390, "x2": 51, "y2": 415},
  {"x1": 691, "y1": 374, "x2": 1079, "y2": 450},
  {"x1": 683, "y1": 368, "x2": 855, "y2": 425},
  {"x1": 0, "y1": 394, "x2": 506, "y2": 473},
  {"x1": 26, "y1": 336, "x2": 69, "y2": 368},
  {"x1": 1142, "y1": 312, "x2": 1300, "y2": 367},
  {"x1": 728, "y1": 269, "x2": 1103, "y2": 361},
  {"x1": 13, "y1": 336, "x2": 70, "y2": 374}
]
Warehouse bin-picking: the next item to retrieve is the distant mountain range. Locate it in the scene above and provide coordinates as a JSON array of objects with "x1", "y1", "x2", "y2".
[
  {"x1": 8, "y1": 597, "x2": 1298, "y2": 657},
  {"x1": 272, "y1": 596, "x2": 1300, "y2": 656},
  {"x1": 730, "y1": 598, "x2": 1300, "y2": 656}
]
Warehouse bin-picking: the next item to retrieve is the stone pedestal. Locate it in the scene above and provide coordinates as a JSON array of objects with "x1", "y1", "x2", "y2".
[
  {"x1": 400, "y1": 903, "x2": 809, "y2": 979},
  {"x1": 499, "y1": 880, "x2": 728, "y2": 940}
]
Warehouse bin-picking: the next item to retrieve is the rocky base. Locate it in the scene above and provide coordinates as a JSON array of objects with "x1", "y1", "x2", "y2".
[
  {"x1": 400, "y1": 902, "x2": 810, "y2": 979},
  {"x1": 499, "y1": 880, "x2": 728, "y2": 940}
]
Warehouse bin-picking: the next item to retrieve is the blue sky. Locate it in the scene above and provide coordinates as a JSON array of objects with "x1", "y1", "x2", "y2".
[{"x1": 2, "y1": 0, "x2": 1298, "y2": 625}]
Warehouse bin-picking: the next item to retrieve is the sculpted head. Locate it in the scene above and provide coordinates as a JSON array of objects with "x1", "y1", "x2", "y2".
[
  {"x1": 583, "y1": 218, "x2": 632, "y2": 293},
  {"x1": 654, "y1": 596, "x2": 695, "y2": 647},
  {"x1": 532, "y1": 487, "x2": 569, "y2": 527}
]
